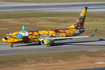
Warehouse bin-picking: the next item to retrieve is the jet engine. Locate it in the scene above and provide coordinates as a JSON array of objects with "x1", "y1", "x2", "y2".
[{"x1": 41, "y1": 39, "x2": 54, "y2": 46}]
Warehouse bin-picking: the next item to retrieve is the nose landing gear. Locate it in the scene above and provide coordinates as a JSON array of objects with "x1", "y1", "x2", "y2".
[{"x1": 10, "y1": 43, "x2": 13, "y2": 47}]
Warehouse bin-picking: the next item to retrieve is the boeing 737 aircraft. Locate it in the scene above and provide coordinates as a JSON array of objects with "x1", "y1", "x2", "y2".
[{"x1": 2, "y1": 7, "x2": 97, "y2": 47}]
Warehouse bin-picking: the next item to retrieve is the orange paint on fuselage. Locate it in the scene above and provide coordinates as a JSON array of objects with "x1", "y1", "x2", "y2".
[{"x1": 2, "y1": 27, "x2": 81, "y2": 45}]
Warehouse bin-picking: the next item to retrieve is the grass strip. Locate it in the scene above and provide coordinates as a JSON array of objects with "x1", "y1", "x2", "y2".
[
  {"x1": 0, "y1": 12, "x2": 79, "y2": 19},
  {"x1": 0, "y1": 12, "x2": 105, "y2": 19},
  {"x1": 0, "y1": 12, "x2": 105, "y2": 42},
  {"x1": 0, "y1": 50, "x2": 105, "y2": 69}
]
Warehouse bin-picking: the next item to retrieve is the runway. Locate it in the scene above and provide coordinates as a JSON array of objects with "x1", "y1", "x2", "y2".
[
  {"x1": 0, "y1": 2, "x2": 105, "y2": 13},
  {"x1": 0, "y1": 2, "x2": 105, "y2": 56},
  {"x1": 0, "y1": 37, "x2": 105, "y2": 56}
]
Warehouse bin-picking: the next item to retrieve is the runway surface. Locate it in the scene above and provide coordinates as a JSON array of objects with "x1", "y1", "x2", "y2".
[
  {"x1": 0, "y1": 2, "x2": 105, "y2": 13},
  {"x1": 0, "y1": 37, "x2": 105, "y2": 56},
  {"x1": 79, "y1": 67, "x2": 105, "y2": 70}
]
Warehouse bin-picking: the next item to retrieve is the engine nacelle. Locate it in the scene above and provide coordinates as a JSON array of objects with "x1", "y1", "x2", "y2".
[{"x1": 41, "y1": 39, "x2": 54, "y2": 46}]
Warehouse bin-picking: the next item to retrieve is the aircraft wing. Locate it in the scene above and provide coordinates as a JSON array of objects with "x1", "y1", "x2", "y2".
[{"x1": 39, "y1": 28, "x2": 97, "y2": 41}]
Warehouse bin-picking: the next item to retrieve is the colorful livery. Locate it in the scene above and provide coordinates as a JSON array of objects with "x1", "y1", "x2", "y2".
[{"x1": 2, "y1": 7, "x2": 97, "y2": 47}]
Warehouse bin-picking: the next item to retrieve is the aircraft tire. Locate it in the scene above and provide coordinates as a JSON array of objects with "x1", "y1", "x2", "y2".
[
  {"x1": 10, "y1": 44, "x2": 13, "y2": 47},
  {"x1": 38, "y1": 42, "x2": 41, "y2": 45},
  {"x1": 50, "y1": 40, "x2": 55, "y2": 46},
  {"x1": 51, "y1": 43, "x2": 55, "y2": 46}
]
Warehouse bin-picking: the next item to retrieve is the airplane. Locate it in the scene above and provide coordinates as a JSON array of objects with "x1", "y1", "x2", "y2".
[{"x1": 2, "y1": 7, "x2": 98, "y2": 47}]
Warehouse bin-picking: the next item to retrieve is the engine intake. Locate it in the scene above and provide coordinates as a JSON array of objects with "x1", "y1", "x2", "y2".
[{"x1": 41, "y1": 39, "x2": 54, "y2": 46}]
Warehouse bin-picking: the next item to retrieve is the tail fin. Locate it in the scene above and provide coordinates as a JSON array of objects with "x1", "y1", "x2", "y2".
[
  {"x1": 21, "y1": 23, "x2": 25, "y2": 31},
  {"x1": 74, "y1": 7, "x2": 87, "y2": 29},
  {"x1": 68, "y1": 7, "x2": 87, "y2": 29}
]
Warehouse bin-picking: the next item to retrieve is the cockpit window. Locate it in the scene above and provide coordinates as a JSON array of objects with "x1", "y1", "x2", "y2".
[
  {"x1": 8, "y1": 35, "x2": 12, "y2": 37},
  {"x1": 5, "y1": 35, "x2": 12, "y2": 37}
]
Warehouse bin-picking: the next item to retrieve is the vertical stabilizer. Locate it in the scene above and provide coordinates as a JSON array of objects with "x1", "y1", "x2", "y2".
[
  {"x1": 74, "y1": 7, "x2": 87, "y2": 29},
  {"x1": 21, "y1": 23, "x2": 25, "y2": 31}
]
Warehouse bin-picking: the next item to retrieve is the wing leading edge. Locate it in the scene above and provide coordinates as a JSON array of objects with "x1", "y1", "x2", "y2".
[{"x1": 39, "y1": 28, "x2": 97, "y2": 41}]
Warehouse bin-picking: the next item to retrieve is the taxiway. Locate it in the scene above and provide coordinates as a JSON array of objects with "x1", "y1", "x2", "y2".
[
  {"x1": 0, "y1": 37, "x2": 105, "y2": 56},
  {"x1": 0, "y1": 2, "x2": 105, "y2": 13}
]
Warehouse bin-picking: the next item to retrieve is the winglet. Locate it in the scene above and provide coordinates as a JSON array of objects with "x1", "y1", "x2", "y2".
[
  {"x1": 91, "y1": 28, "x2": 97, "y2": 36},
  {"x1": 21, "y1": 23, "x2": 25, "y2": 31}
]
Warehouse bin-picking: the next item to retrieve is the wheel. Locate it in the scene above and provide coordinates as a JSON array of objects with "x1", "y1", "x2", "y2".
[
  {"x1": 38, "y1": 42, "x2": 41, "y2": 45},
  {"x1": 10, "y1": 44, "x2": 13, "y2": 47},
  {"x1": 50, "y1": 40, "x2": 55, "y2": 46},
  {"x1": 51, "y1": 43, "x2": 55, "y2": 46}
]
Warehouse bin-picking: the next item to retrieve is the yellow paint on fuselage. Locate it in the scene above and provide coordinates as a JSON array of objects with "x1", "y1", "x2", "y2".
[
  {"x1": 28, "y1": 35, "x2": 39, "y2": 42},
  {"x1": 58, "y1": 33, "x2": 67, "y2": 37},
  {"x1": 34, "y1": 32, "x2": 39, "y2": 35},
  {"x1": 2, "y1": 26, "x2": 77, "y2": 44},
  {"x1": 2, "y1": 32, "x2": 23, "y2": 44},
  {"x1": 2, "y1": 38, "x2": 6, "y2": 42},
  {"x1": 38, "y1": 30, "x2": 48, "y2": 35},
  {"x1": 3, "y1": 37, "x2": 22, "y2": 45},
  {"x1": 48, "y1": 30, "x2": 56, "y2": 37},
  {"x1": 12, "y1": 32, "x2": 19, "y2": 38},
  {"x1": 2, "y1": 25, "x2": 78, "y2": 45}
]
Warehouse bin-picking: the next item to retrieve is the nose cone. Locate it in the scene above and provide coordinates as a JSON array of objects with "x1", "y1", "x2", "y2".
[{"x1": 2, "y1": 37, "x2": 7, "y2": 42}]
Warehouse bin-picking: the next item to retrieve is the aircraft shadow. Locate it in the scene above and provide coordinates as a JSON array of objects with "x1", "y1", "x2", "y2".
[
  {"x1": 54, "y1": 39, "x2": 105, "y2": 47},
  {"x1": 13, "y1": 43, "x2": 39, "y2": 47}
]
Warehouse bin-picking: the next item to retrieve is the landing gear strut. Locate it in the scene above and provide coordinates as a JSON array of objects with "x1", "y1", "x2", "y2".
[
  {"x1": 10, "y1": 43, "x2": 13, "y2": 47},
  {"x1": 38, "y1": 42, "x2": 41, "y2": 45},
  {"x1": 51, "y1": 40, "x2": 55, "y2": 46}
]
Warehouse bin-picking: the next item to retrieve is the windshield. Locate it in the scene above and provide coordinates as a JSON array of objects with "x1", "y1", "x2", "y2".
[{"x1": 5, "y1": 34, "x2": 12, "y2": 37}]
